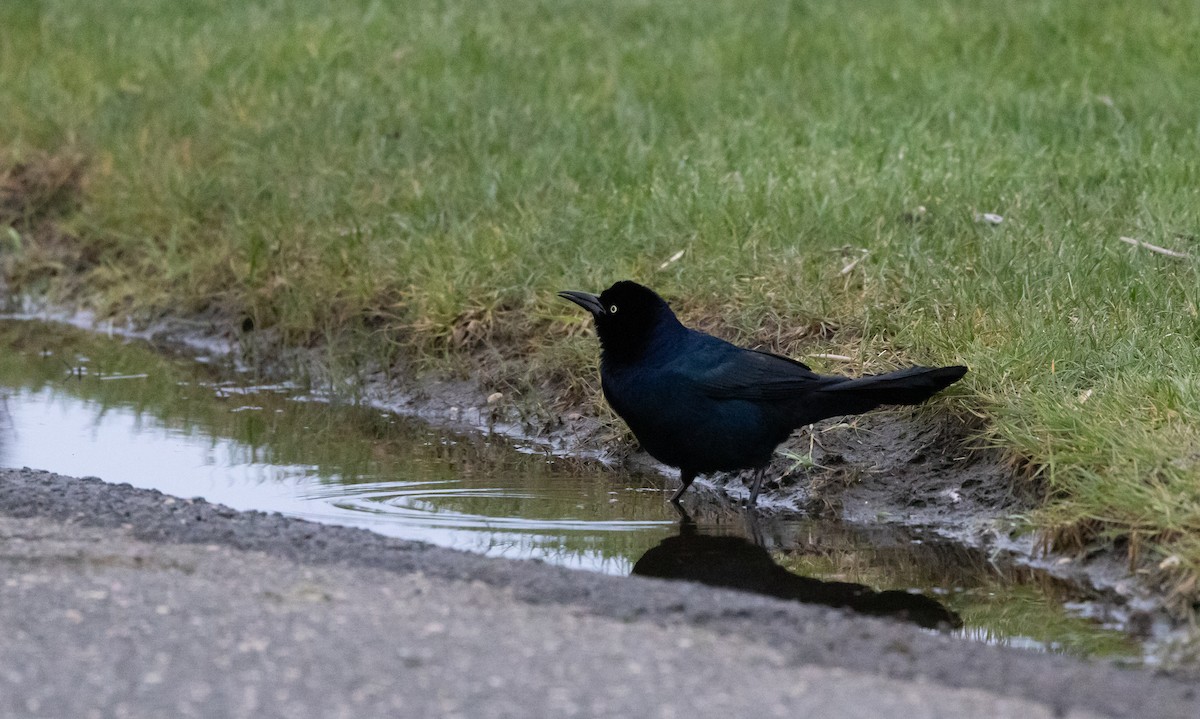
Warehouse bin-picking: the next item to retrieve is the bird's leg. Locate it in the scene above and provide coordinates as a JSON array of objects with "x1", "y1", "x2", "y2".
[
  {"x1": 747, "y1": 467, "x2": 768, "y2": 506},
  {"x1": 741, "y1": 506, "x2": 764, "y2": 545},
  {"x1": 673, "y1": 503, "x2": 697, "y2": 528},
  {"x1": 669, "y1": 470, "x2": 697, "y2": 504}
]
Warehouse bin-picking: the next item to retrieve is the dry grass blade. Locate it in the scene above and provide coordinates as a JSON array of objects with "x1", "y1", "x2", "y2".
[{"x1": 1118, "y1": 236, "x2": 1191, "y2": 260}]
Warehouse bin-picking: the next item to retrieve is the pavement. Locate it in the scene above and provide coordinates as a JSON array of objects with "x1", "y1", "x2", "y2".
[{"x1": 1, "y1": 467, "x2": 1196, "y2": 719}]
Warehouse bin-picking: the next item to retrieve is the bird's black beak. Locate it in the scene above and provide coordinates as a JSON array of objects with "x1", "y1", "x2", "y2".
[{"x1": 558, "y1": 290, "x2": 606, "y2": 317}]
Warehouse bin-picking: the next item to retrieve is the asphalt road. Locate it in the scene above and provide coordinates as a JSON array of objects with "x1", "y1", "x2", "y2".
[{"x1": 1, "y1": 467, "x2": 1195, "y2": 718}]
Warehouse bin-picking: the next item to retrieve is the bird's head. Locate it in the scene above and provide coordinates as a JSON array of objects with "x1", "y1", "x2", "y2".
[{"x1": 558, "y1": 280, "x2": 682, "y2": 363}]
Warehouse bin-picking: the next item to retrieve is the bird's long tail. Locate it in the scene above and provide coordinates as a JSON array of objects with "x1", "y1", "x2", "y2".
[{"x1": 809, "y1": 365, "x2": 967, "y2": 418}]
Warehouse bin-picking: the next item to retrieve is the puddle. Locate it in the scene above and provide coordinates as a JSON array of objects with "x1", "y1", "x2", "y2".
[{"x1": 0, "y1": 318, "x2": 1146, "y2": 662}]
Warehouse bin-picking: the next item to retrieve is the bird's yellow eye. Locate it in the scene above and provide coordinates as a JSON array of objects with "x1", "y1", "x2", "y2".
[{"x1": 609, "y1": 304, "x2": 619, "y2": 314}]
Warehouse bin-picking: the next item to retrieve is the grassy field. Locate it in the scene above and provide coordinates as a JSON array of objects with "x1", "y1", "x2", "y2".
[{"x1": 2, "y1": 1, "x2": 1199, "y2": 595}]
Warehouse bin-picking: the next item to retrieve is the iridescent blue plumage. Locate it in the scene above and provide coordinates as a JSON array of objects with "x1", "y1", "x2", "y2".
[{"x1": 561, "y1": 281, "x2": 966, "y2": 504}]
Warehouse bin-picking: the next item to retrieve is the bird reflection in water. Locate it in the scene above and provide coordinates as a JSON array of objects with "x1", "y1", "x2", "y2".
[{"x1": 632, "y1": 512, "x2": 961, "y2": 630}]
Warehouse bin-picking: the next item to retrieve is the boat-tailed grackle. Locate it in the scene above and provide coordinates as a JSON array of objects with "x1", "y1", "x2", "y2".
[{"x1": 560, "y1": 281, "x2": 967, "y2": 505}]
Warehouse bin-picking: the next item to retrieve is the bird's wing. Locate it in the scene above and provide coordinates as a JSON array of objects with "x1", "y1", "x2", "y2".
[{"x1": 686, "y1": 342, "x2": 829, "y2": 401}]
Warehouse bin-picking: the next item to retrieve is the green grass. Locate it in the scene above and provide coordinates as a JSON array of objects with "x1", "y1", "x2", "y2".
[{"x1": 2, "y1": 0, "x2": 1199, "y2": 596}]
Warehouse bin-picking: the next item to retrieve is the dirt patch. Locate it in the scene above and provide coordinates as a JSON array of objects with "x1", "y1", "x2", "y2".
[
  {"x1": 0, "y1": 152, "x2": 85, "y2": 228},
  {"x1": 0, "y1": 152, "x2": 105, "y2": 295},
  {"x1": 807, "y1": 413, "x2": 1028, "y2": 524}
]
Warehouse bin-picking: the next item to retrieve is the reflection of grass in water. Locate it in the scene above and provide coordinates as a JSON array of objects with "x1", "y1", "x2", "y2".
[
  {"x1": 0, "y1": 319, "x2": 554, "y2": 489},
  {"x1": 0, "y1": 319, "x2": 677, "y2": 567},
  {"x1": 947, "y1": 584, "x2": 1139, "y2": 660},
  {"x1": 771, "y1": 530, "x2": 1140, "y2": 661}
]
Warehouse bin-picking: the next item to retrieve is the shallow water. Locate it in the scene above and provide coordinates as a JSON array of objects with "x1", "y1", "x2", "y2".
[{"x1": 0, "y1": 318, "x2": 1144, "y2": 660}]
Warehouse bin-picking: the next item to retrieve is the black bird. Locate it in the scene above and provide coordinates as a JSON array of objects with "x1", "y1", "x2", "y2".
[{"x1": 559, "y1": 281, "x2": 967, "y2": 505}]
